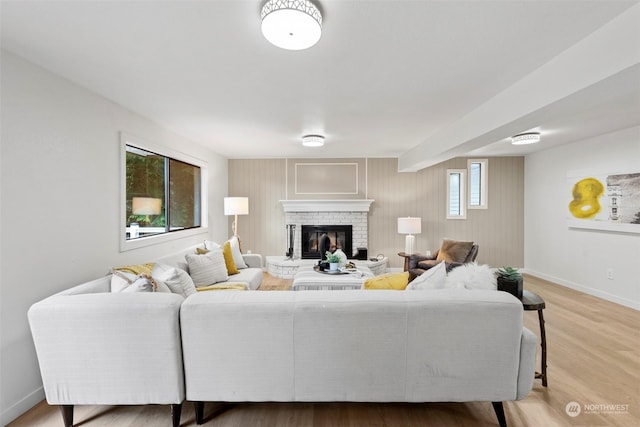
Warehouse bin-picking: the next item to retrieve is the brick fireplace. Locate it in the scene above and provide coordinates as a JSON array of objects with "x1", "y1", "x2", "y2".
[{"x1": 280, "y1": 200, "x2": 374, "y2": 260}]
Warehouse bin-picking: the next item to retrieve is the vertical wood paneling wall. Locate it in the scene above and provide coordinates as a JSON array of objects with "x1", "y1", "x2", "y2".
[
  {"x1": 228, "y1": 159, "x2": 287, "y2": 256},
  {"x1": 229, "y1": 157, "x2": 524, "y2": 269}
]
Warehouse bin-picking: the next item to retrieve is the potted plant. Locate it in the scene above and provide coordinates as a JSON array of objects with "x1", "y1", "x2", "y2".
[
  {"x1": 496, "y1": 266, "x2": 523, "y2": 300},
  {"x1": 325, "y1": 251, "x2": 341, "y2": 271}
]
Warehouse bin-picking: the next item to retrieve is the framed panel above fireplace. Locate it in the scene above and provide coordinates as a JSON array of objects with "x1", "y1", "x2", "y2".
[
  {"x1": 286, "y1": 158, "x2": 367, "y2": 200},
  {"x1": 301, "y1": 225, "x2": 352, "y2": 260}
]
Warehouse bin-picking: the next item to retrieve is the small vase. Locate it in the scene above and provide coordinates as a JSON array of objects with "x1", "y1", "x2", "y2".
[{"x1": 329, "y1": 262, "x2": 338, "y2": 271}]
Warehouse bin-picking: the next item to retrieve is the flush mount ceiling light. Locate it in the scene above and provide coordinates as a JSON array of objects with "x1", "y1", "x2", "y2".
[
  {"x1": 511, "y1": 132, "x2": 541, "y2": 145},
  {"x1": 261, "y1": 0, "x2": 322, "y2": 50},
  {"x1": 302, "y1": 134, "x2": 324, "y2": 147}
]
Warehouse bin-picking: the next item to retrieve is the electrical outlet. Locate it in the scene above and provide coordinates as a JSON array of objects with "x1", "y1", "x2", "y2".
[{"x1": 607, "y1": 268, "x2": 614, "y2": 280}]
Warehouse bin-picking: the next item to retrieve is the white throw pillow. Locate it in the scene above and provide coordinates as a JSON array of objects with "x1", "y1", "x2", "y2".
[
  {"x1": 185, "y1": 250, "x2": 229, "y2": 287},
  {"x1": 154, "y1": 278, "x2": 172, "y2": 293},
  {"x1": 204, "y1": 240, "x2": 221, "y2": 250},
  {"x1": 406, "y1": 261, "x2": 447, "y2": 290},
  {"x1": 120, "y1": 276, "x2": 155, "y2": 293},
  {"x1": 228, "y1": 236, "x2": 247, "y2": 269},
  {"x1": 445, "y1": 262, "x2": 497, "y2": 290},
  {"x1": 152, "y1": 263, "x2": 196, "y2": 298},
  {"x1": 110, "y1": 270, "x2": 138, "y2": 292}
]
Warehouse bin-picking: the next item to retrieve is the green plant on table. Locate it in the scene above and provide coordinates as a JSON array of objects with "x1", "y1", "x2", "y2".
[
  {"x1": 325, "y1": 251, "x2": 341, "y2": 263},
  {"x1": 496, "y1": 266, "x2": 522, "y2": 281}
]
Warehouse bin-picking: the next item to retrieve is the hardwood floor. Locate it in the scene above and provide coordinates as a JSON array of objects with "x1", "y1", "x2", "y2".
[{"x1": 9, "y1": 274, "x2": 639, "y2": 427}]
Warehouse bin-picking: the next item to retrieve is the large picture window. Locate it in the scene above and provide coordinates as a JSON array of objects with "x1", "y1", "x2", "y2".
[{"x1": 121, "y1": 134, "x2": 206, "y2": 250}]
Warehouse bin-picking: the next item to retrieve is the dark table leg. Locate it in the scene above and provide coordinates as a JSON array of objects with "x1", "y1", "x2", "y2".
[{"x1": 537, "y1": 308, "x2": 548, "y2": 387}]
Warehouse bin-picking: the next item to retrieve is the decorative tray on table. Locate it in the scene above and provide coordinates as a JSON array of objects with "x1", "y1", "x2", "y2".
[{"x1": 313, "y1": 265, "x2": 348, "y2": 275}]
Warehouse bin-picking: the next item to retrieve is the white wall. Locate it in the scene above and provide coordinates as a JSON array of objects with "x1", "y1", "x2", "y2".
[
  {"x1": 524, "y1": 126, "x2": 640, "y2": 310},
  {"x1": 0, "y1": 51, "x2": 229, "y2": 424}
]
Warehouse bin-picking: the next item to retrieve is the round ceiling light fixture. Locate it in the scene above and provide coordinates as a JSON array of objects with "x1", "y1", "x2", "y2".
[
  {"x1": 302, "y1": 134, "x2": 324, "y2": 147},
  {"x1": 261, "y1": 0, "x2": 322, "y2": 50},
  {"x1": 511, "y1": 132, "x2": 541, "y2": 145}
]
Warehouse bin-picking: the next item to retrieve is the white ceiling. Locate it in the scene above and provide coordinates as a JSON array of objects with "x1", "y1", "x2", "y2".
[{"x1": 2, "y1": 0, "x2": 639, "y2": 171}]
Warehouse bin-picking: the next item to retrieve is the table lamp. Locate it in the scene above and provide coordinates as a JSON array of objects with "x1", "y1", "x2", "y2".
[
  {"x1": 224, "y1": 197, "x2": 249, "y2": 237},
  {"x1": 398, "y1": 217, "x2": 421, "y2": 255}
]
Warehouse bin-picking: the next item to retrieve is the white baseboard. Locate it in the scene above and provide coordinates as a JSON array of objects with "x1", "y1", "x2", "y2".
[
  {"x1": 1, "y1": 386, "x2": 45, "y2": 426},
  {"x1": 523, "y1": 269, "x2": 640, "y2": 311}
]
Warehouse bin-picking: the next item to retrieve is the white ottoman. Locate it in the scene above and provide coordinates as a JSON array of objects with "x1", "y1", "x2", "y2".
[{"x1": 292, "y1": 266, "x2": 374, "y2": 290}]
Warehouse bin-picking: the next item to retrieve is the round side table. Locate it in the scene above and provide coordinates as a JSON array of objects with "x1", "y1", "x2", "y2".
[{"x1": 522, "y1": 290, "x2": 548, "y2": 387}]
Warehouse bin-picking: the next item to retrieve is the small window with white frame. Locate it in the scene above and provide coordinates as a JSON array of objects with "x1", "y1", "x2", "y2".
[
  {"x1": 468, "y1": 158, "x2": 488, "y2": 209},
  {"x1": 447, "y1": 169, "x2": 466, "y2": 219}
]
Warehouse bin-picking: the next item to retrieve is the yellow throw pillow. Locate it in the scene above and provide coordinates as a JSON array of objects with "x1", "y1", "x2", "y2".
[
  {"x1": 363, "y1": 272, "x2": 409, "y2": 290},
  {"x1": 112, "y1": 263, "x2": 155, "y2": 276},
  {"x1": 222, "y1": 241, "x2": 240, "y2": 275}
]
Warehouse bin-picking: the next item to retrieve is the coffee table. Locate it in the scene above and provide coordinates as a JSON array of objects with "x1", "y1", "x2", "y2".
[{"x1": 292, "y1": 266, "x2": 374, "y2": 290}]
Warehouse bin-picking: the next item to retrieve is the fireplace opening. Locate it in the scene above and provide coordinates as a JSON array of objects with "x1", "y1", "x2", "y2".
[{"x1": 301, "y1": 225, "x2": 352, "y2": 260}]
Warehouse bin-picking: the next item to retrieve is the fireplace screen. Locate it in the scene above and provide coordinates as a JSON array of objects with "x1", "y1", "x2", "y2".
[{"x1": 301, "y1": 225, "x2": 352, "y2": 260}]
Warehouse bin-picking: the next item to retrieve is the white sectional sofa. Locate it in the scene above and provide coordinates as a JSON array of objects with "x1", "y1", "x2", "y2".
[
  {"x1": 29, "y1": 243, "x2": 536, "y2": 427},
  {"x1": 27, "y1": 243, "x2": 263, "y2": 427},
  {"x1": 180, "y1": 289, "x2": 537, "y2": 427}
]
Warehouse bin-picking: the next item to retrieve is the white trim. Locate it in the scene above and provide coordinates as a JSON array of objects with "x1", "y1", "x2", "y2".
[
  {"x1": 524, "y1": 269, "x2": 640, "y2": 311},
  {"x1": 280, "y1": 199, "x2": 374, "y2": 212},
  {"x1": 119, "y1": 132, "x2": 209, "y2": 252},
  {"x1": 1, "y1": 386, "x2": 44, "y2": 426}
]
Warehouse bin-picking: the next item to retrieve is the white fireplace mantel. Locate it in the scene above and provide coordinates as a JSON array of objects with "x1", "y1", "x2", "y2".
[{"x1": 280, "y1": 199, "x2": 374, "y2": 212}]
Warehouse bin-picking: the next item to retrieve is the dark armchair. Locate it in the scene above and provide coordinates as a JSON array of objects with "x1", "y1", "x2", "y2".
[{"x1": 409, "y1": 240, "x2": 479, "y2": 281}]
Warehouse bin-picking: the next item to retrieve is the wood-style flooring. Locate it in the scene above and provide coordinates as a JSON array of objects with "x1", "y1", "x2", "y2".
[{"x1": 9, "y1": 274, "x2": 640, "y2": 427}]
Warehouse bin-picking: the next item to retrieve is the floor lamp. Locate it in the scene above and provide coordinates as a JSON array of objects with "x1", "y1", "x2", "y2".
[
  {"x1": 398, "y1": 217, "x2": 422, "y2": 255},
  {"x1": 224, "y1": 197, "x2": 249, "y2": 237}
]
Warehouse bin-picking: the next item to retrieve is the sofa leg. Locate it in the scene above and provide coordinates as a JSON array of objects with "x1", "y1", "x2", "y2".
[
  {"x1": 171, "y1": 403, "x2": 182, "y2": 427},
  {"x1": 492, "y1": 401, "x2": 507, "y2": 427},
  {"x1": 194, "y1": 401, "x2": 205, "y2": 425},
  {"x1": 59, "y1": 405, "x2": 73, "y2": 427}
]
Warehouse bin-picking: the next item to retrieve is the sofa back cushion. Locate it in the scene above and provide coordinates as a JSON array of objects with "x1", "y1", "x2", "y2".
[{"x1": 181, "y1": 290, "x2": 524, "y2": 402}]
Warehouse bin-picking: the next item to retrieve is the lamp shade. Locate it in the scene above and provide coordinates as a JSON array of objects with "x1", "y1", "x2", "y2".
[
  {"x1": 398, "y1": 217, "x2": 421, "y2": 234},
  {"x1": 224, "y1": 197, "x2": 249, "y2": 216},
  {"x1": 132, "y1": 197, "x2": 162, "y2": 215}
]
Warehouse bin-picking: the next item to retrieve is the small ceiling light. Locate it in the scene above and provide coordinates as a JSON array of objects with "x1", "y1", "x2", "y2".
[
  {"x1": 511, "y1": 132, "x2": 541, "y2": 145},
  {"x1": 261, "y1": 0, "x2": 322, "y2": 51},
  {"x1": 302, "y1": 134, "x2": 324, "y2": 147}
]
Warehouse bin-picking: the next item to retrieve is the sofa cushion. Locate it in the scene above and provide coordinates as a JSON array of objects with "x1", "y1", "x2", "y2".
[
  {"x1": 185, "y1": 250, "x2": 229, "y2": 286},
  {"x1": 363, "y1": 272, "x2": 409, "y2": 290},
  {"x1": 406, "y1": 261, "x2": 446, "y2": 290},
  {"x1": 152, "y1": 263, "x2": 196, "y2": 298},
  {"x1": 436, "y1": 239, "x2": 474, "y2": 263},
  {"x1": 228, "y1": 268, "x2": 263, "y2": 290}
]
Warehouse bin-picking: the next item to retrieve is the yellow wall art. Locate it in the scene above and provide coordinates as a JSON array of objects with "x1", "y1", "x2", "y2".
[{"x1": 567, "y1": 171, "x2": 640, "y2": 234}]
